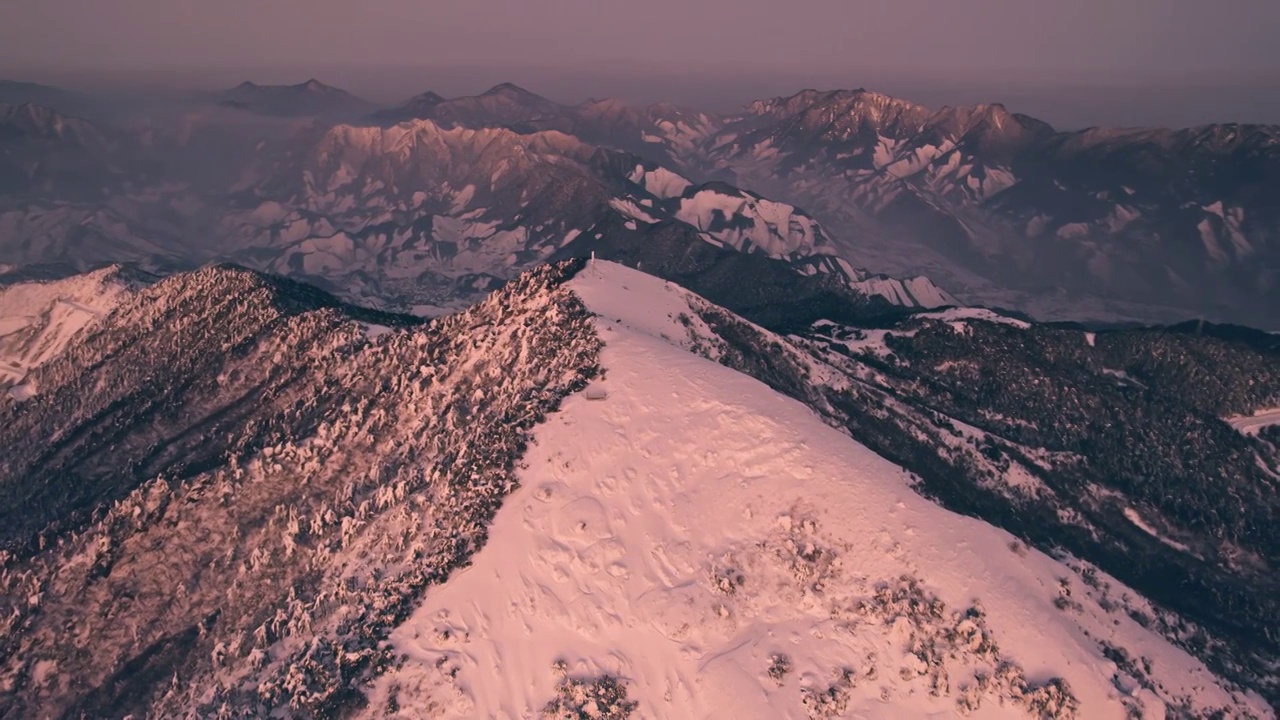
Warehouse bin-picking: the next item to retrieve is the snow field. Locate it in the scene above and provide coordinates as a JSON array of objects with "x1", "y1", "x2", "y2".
[{"x1": 362, "y1": 263, "x2": 1267, "y2": 719}]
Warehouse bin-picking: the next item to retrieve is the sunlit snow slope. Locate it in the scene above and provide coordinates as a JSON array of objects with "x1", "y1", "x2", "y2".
[
  {"x1": 0, "y1": 266, "x2": 139, "y2": 400},
  {"x1": 362, "y1": 261, "x2": 1268, "y2": 719},
  {"x1": 1227, "y1": 407, "x2": 1280, "y2": 437}
]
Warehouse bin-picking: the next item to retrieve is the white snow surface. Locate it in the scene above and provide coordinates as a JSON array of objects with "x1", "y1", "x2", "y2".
[
  {"x1": 0, "y1": 267, "x2": 137, "y2": 398},
  {"x1": 853, "y1": 275, "x2": 959, "y2": 309},
  {"x1": 917, "y1": 306, "x2": 1032, "y2": 330},
  {"x1": 632, "y1": 164, "x2": 693, "y2": 199},
  {"x1": 1226, "y1": 407, "x2": 1280, "y2": 437},
  {"x1": 1122, "y1": 508, "x2": 1192, "y2": 554},
  {"x1": 609, "y1": 198, "x2": 660, "y2": 225},
  {"x1": 674, "y1": 189, "x2": 829, "y2": 261},
  {"x1": 365, "y1": 262, "x2": 1265, "y2": 719}
]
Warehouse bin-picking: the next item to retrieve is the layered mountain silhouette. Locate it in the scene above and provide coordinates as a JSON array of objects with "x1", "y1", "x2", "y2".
[
  {"x1": 369, "y1": 83, "x2": 1280, "y2": 327},
  {"x1": 0, "y1": 94, "x2": 951, "y2": 318},
  {"x1": 213, "y1": 79, "x2": 377, "y2": 119},
  {"x1": 3, "y1": 80, "x2": 1277, "y2": 326},
  {"x1": 684, "y1": 89, "x2": 1280, "y2": 327}
]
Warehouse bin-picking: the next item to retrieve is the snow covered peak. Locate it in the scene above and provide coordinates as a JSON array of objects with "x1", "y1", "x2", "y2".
[
  {"x1": 729, "y1": 88, "x2": 1059, "y2": 165},
  {"x1": 303, "y1": 118, "x2": 600, "y2": 192},
  {"x1": 848, "y1": 272, "x2": 960, "y2": 308},
  {"x1": 319, "y1": 116, "x2": 585, "y2": 154},
  {"x1": 744, "y1": 88, "x2": 932, "y2": 139},
  {"x1": 933, "y1": 102, "x2": 1053, "y2": 140},
  {"x1": 672, "y1": 183, "x2": 836, "y2": 261},
  {"x1": 354, "y1": 259, "x2": 1269, "y2": 718}
]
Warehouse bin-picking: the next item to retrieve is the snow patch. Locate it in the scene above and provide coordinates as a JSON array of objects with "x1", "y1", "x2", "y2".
[
  {"x1": 917, "y1": 307, "x2": 1031, "y2": 330},
  {"x1": 1225, "y1": 407, "x2": 1280, "y2": 437},
  {"x1": 639, "y1": 167, "x2": 692, "y2": 199},
  {"x1": 360, "y1": 323, "x2": 393, "y2": 340},
  {"x1": 0, "y1": 267, "x2": 139, "y2": 398},
  {"x1": 1122, "y1": 508, "x2": 1191, "y2": 553},
  {"x1": 608, "y1": 198, "x2": 660, "y2": 225}
]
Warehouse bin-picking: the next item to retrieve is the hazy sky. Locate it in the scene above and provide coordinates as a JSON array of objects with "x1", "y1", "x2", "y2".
[{"x1": 3, "y1": 0, "x2": 1279, "y2": 127}]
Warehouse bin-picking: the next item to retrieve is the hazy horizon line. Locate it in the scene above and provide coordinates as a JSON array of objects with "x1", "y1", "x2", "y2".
[{"x1": 5, "y1": 63, "x2": 1280, "y2": 129}]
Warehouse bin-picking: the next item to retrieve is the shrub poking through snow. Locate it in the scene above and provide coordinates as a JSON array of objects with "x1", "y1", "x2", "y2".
[
  {"x1": 709, "y1": 553, "x2": 746, "y2": 595},
  {"x1": 767, "y1": 653, "x2": 794, "y2": 686},
  {"x1": 802, "y1": 668, "x2": 856, "y2": 719},
  {"x1": 770, "y1": 511, "x2": 841, "y2": 594},
  {"x1": 955, "y1": 664, "x2": 1079, "y2": 719},
  {"x1": 542, "y1": 662, "x2": 638, "y2": 720},
  {"x1": 1053, "y1": 578, "x2": 1083, "y2": 614},
  {"x1": 850, "y1": 575, "x2": 1078, "y2": 719}
]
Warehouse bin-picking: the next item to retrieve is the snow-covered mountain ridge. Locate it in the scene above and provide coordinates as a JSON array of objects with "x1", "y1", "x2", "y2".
[
  {"x1": 226, "y1": 117, "x2": 953, "y2": 312},
  {"x1": 0, "y1": 260, "x2": 600, "y2": 717},
  {"x1": 357, "y1": 260, "x2": 1268, "y2": 718},
  {"x1": 0, "y1": 102, "x2": 955, "y2": 316},
  {"x1": 0, "y1": 259, "x2": 1274, "y2": 717},
  {"x1": 371, "y1": 82, "x2": 1280, "y2": 327},
  {"x1": 674, "y1": 89, "x2": 1280, "y2": 328}
]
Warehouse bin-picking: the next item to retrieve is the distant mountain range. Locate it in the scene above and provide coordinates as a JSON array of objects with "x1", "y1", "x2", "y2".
[
  {"x1": 0, "y1": 77, "x2": 1276, "y2": 328},
  {"x1": 370, "y1": 82, "x2": 718, "y2": 169},
  {"x1": 0, "y1": 102, "x2": 126, "y2": 198},
  {"x1": 685, "y1": 89, "x2": 1280, "y2": 328},
  {"x1": 369, "y1": 83, "x2": 1279, "y2": 328},
  {"x1": 213, "y1": 79, "x2": 377, "y2": 119},
  {"x1": 0, "y1": 79, "x2": 95, "y2": 117},
  {"x1": 0, "y1": 91, "x2": 951, "y2": 319}
]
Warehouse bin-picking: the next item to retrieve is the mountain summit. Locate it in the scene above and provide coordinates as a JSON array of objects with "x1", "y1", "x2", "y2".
[
  {"x1": 372, "y1": 82, "x2": 565, "y2": 129},
  {"x1": 215, "y1": 79, "x2": 376, "y2": 118}
]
